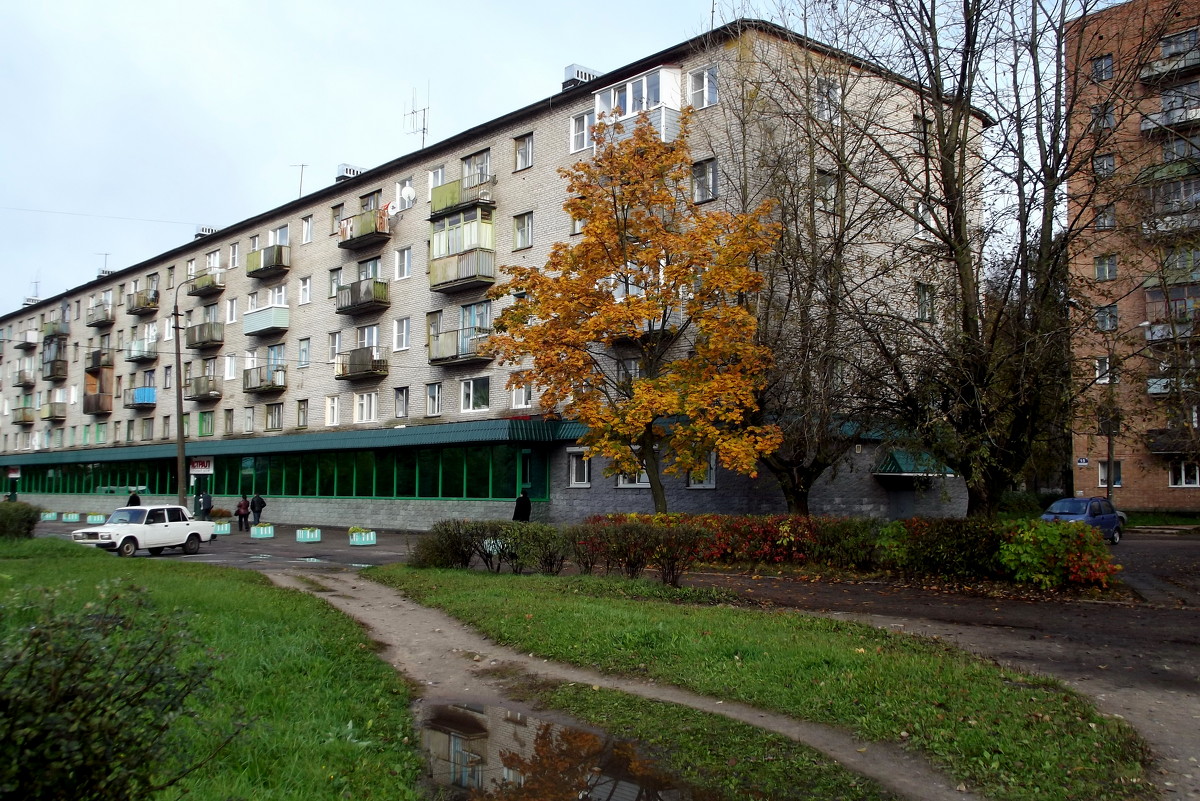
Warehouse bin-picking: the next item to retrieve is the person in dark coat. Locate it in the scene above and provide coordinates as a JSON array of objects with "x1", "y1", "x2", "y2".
[
  {"x1": 250, "y1": 493, "x2": 266, "y2": 525},
  {"x1": 513, "y1": 490, "x2": 531, "y2": 522},
  {"x1": 198, "y1": 492, "x2": 213, "y2": 521},
  {"x1": 235, "y1": 494, "x2": 251, "y2": 531},
  {"x1": 127, "y1": 490, "x2": 141, "y2": 507}
]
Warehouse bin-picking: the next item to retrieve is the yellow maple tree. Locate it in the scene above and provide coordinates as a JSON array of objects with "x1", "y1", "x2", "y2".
[{"x1": 485, "y1": 110, "x2": 782, "y2": 512}]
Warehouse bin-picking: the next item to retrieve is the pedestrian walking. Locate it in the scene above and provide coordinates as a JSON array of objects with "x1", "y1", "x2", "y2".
[
  {"x1": 235, "y1": 494, "x2": 251, "y2": 531},
  {"x1": 198, "y1": 492, "x2": 213, "y2": 521},
  {"x1": 127, "y1": 490, "x2": 141, "y2": 507},
  {"x1": 250, "y1": 493, "x2": 266, "y2": 525},
  {"x1": 513, "y1": 489, "x2": 531, "y2": 522}
]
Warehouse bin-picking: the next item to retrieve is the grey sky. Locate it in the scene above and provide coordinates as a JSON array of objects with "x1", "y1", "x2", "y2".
[{"x1": 0, "y1": 0, "x2": 717, "y2": 315}]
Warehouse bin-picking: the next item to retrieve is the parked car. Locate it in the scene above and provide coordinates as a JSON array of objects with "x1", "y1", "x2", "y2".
[
  {"x1": 1040, "y1": 496, "x2": 1124, "y2": 544},
  {"x1": 71, "y1": 505, "x2": 216, "y2": 557}
]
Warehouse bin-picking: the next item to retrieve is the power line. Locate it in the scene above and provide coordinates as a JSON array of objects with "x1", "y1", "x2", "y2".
[{"x1": 0, "y1": 205, "x2": 199, "y2": 227}]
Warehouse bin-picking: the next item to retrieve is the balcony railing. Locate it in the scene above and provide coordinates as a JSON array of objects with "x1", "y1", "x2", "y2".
[
  {"x1": 39, "y1": 402, "x2": 66, "y2": 421},
  {"x1": 1148, "y1": 377, "x2": 1192, "y2": 394},
  {"x1": 125, "y1": 339, "x2": 158, "y2": 362},
  {"x1": 86, "y1": 304, "x2": 115, "y2": 327},
  {"x1": 1144, "y1": 320, "x2": 1194, "y2": 341},
  {"x1": 243, "y1": 305, "x2": 290, "y2": 336},
  {"x1": 184, "y1": 375, "x2": 223, "y2": 401},
  {"x1": 86, "y1": 348, "x2": 115, "y2": 372},
  {"x1": 126, "y1": 289, "x2": 160, "y2": 315},
  {"x1": 13, "y1": 407, "x2": 35, "y2": 425},
  {"x1": 1142, "y1": 210, "x2": 1200, "y2": 236},
  {"x1": 123, "y1": 386, "x2": 158, "y2": 408},
  {"x1": 1140, "y1": 47, "x2": 1200, "y2": 81},
  {"x1": 334, "y1": 346, "x2": 389, "y2": 380},
  {"x1": 1141, "y1": 106, "x2": 1200, "y2": 134},
  {"x1": 429, "y1": 248, "x2": 496, "y2": 292},
  {"x1": 14, "y1": 329, "x2": 38, "y2": 349},
  {"x1": 185, "y1": 321, "x2": 225, "y2": 349},
  {"x1": 41, "y1": 320, "x2": 69, "y2": 337},
  {"x1": 41, "y1": 359, "x2": 67, "y2": 381},
  {"x1": 13, "y1": 369, "x2": 35, "y2": 388},
  {"x1": 245, "y1": 244, "x2": 291, "y2": 279},
  {"x1": 337, "y1": 209, "x2": 391, "y2": 249},
  {"x1": 428, "y1": 327, "x2": 493, "y2": 365},
  {"x1": 336, "y1": 278, "x2": 390, "y2": 314},
  {"x1": 83, "y1": 393, "x2": 113, "y2": 415},
  {"x1": 187, "y1": 271, "x2": 226, "y2": 297},
  {"x1": 243, "y1": 365, "x2": 287, "y2": 393},
  {"x1": 431, "y1": 174, "x2": 496, "y2": 215}
]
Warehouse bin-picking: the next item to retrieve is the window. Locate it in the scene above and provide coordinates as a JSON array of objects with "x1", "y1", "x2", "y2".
[
  {"x1": 361, "y1": 189, "x2": 382, "y2": 211},
  {"x1": 431, "y1": 208, "x2": 493, "y2": 259},
  {"x1": 1091, "y1": 54, "x2": 1114, "y2": 82},
  {"x1": 299, "y1": 276, "x2": 311, "y2": 304},
  {"x1": 426, "y1": 382, "x2": 442, "y2": 416},
  {"x1": 1093, "y1": 153, "x2": 1115, "y2": 178},
  {"x1": 571, "y1": 214, "x2": 586, "y2": 236},
  {"x1": 301, "y1": 215, "x2": 313, "y2": 244},
  {"x1": 142, "y1": 417, "x2": 154, "y2": 441},
  {"x1": 328, "y1": 332, "x2": 341, "y2": 362},
  {"x1": 568, "y1": 450, "x2": 591, "y2": 487},
  {"x1": 692, "y1": 159, "x2": 718, "y2": 203},
  {"x1": 296, "y1": 399, "x2": 308, "y2": 428},
  {"x1": 298, "y1": 338, "x2": 311, "y2": 368},
  {"x1": 199, "y1": 410, "x2": 215, "y2": 436},
  {"x1": 1170, "y1": 460, "x2": 1200, "y2": 486},
  {"x1": 1090, "y1": 103, "x2": 1114, "y2": 131},
  {"x1": 814, "y1": 78, "x2": 840, "y2": 123},
  {"x1": 689, "y1": 64, "x2": 718, "y2": 109},
  {"x1": 394, "y1": 386, "x2": 409, "y2": 418},
  {"x1": 916, "y1": 282, "x2": 936, "y2": 322},
  {"x1": 330, "y1": 203, "x2": 344, "y2": 234},
  {"x1": 241, "y1": 406, "x2": 253, "y2": 433},
  {"x1": 616, "y1": 358, "x2": 640, "y2": 386},
  {"x1": 392, "y1": 317, "x2": 410, "y2": 351},
  {"x1": 514, "y1": 133, "x2": 533, "y2": 171},
  {"x1": 815, "y1": 168, "x2": 839, "y2": 209},
  {"x1": 617, "y1": 470, "x2": 651, "y2": 488},
  {"x1": 269, "y1": 225, "x2": 288, "y2": 247},
  {"x1": 396, "y1": 177, "x2": 415, "y2": 210},
  {"x1": 95, "y1": 422, "x2": 108, "y2": 444},
  {"x1": 513, "y1": 212, "x2": 533, "y2": 250},
  {"x1": 598, "y1": 71, "x2": 661, "y2": 118},
  {"x1": 357, "y1": 324, "x2": 378, "y2": 348},
  {"x1": 912, "y1": 115, "x2": 933, "y2": 155},
  {"x1": 394, "y1": 246, "x2": 412, "y2": 280},
  {"x1": 1096, "y1": 355, "x2": 1116, "y2": 384},
  {"x1": 1164, "y1": 135, "x2": 1200, "y2": 162},
  {"x1": 461, "y1": 377, "x2": 489, "y2": 411},
  {"x1": 225, "y1": 297, "x2": 237, "y2": 323},
  {"x1": 512, "y1": 380, "x2": 532, "y2": 409},
  {"x1": 354, "y1": 391, "x2": 378, "y2": 423},
  {"x1": 266, "y1": 284, "x2": 286, "y2": 307},
  {"x1": 915, "y1": 197, "x2": 937, "y2": 232},
  {"x1": 357, "y1": 257, "x2": 381, "y2": 281},
  {"x1": 183, "y1": 413, "x2": 191, "y2": 438},
  {"x1": 224, "y1": 354, "x2": 237, "y2": 380},
  {"x1": 1095, "y1": 254, "x2": 1118, "y2": 280},
  {"x1": 163, "y1": 364, "x2": 173, "y2": 390},
  {"x1": 687, "y1": 452, "x2": 718, "y2": 489},
  {"x1": 329, "y1": 267, "x2": 344, "y2": 297},
  {"x1": 1096, "y1": 303, "x2": 1118, "y2": 331},
  {"x1": 1162, "y1": 28, "x2": 1198, "y2": 58},
  {"x1": 570, "y1": 111, "x2": 595, "y2": 153},
  {"x1": 428, "y1": 165, "x2": 445, "y2": 198},
  {"x1": 325, "y1": 395, "x2": 339, "y2": 426},
  {"x1": 223, "y1": 409, "x2": 233, "y2": 434},
  {"x1": 1098, "y1": 460, "x2": 1122, "y2": 488},
  {"x1": 1095, "y1": 205, "x2": 1116, "y2": 230},
  {"x1": 229, "y1": 242, "x2": 239, "y2": 268}
]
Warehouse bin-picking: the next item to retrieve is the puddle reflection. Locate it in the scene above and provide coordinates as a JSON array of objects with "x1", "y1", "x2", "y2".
[{"x1": 420, "y1": 703, "x2": 718, "y2": 800}]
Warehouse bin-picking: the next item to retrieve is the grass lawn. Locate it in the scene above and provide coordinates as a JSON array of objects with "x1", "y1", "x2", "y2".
[
  {"x1": 0, "y1": 539, "x2": 424, "y2": 800},
  {"x1": 367, "y1": 566, "x2": 1156, "y2": 801}
]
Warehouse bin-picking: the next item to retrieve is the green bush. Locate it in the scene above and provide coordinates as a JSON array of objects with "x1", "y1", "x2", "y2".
[
  {"x1": 806, "y1": 516, "x2": 881, "y2": 570},
  {"x1": 564, "y1": 523, "x2": 607, "y2": 575},
  {"x1": 604, "y1": 521, "x2": 660, "y2": 580},
  {"x1": 507, "y1": 522, "x2": 570, "y2": 575},
  {"x1": 881, "y1": 517, "x2": 1005, "y2": 578},
  {"x1": 997, "y1": 519, "x2": 1120, "y2": 588},
  {"x1": 0, "y1": 502, "x2": 40, "y2": 539},
  {"x1": 998, "y1": 490, "x2": 1043, "y2": 516},
  {"x1": 411, "y1": 520, "x2": 475, "y2": 569},
  {"x1": 650, "y1": 522, "x2": 706, "y2": 587},
  {"x1": 0, "y1": 581, "x2": 232, "y2": 801}
]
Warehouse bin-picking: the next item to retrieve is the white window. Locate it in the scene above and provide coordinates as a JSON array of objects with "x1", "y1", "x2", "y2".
[
  {"x1": 1091, "y1": 53, "x2": 1114, "y2": 82},
  {"x1": 267, "y1": 284, "x2": 286, "y2": 306},
  {"x1": 225, "y1": 297, "x2": 238, "y2": 323},
  {"x1": 249, "y1": 234, "x2": 260, "y2": 251},
  {"x1": 617, "y1": 470, "x2": 651, "y2": 488},
  {"x1": 205, "y1": 249, "x2": 221, "y2": 275},
  {"x1": 815, "y1": 78, "x2": 841, "y2": 123},
  {"x1": 1095, "y1": 304, "x2": 1118, "y2": 332},
  {"x1": 325, "y1": 395, "x2": 339, "y2": 426},
  {"x1": 514, "y1": 133, "x2": 533, "y2": 170},
  {"x1": 1170, "y1": 461, "x2": 1200, "y2": 487},
  {"x1": 568, "y1": 449, "x2": 591, "y2": 487},
  {"x1": 329, "y1": 267, "x2": 344, "y2": 297},
  {"x1": 247, "y1": 291, "x2": 259, "y2": 311},
  {"x1": 299, "y1": 276, "x2": 311, "y2": 304},
  {"x1": 358, "y1": 257, "x2": 380, "y2": 281},
  {"x1": 328, "y1": 332, "x2": 341, "y2": 362},
  {"x1": 396, "y1": 177, "x2": 415, "y2": 210},
  {"x1": 243, "y1": 406, "x2": 254, "y2": 433},
  {"x1": 514, "y1": 212, "x2": 533, "y2": 250},
  {"x1": 598, "y1": 71, "x2": 661, "y2": 118},
  {"x1": 265, "y1": 403, "x2": 283, "y2": 431},
  {"x1": 361, "y1": 189, "x2": 382, "y2": 211},
  {"x1": 269, "y1": 224, "x2": 289, "y2": 246},
  {"x1": 298, "y1": 338, "x2": 310, "y2": 368},
  {"x1": 186, "y1": 259, "x2": 196, "y2": 280},
  {"x1": 428, "y1": 165, "x2": 445, "y2": 198},
  {"x1": 1095, "y1": 254, "x2": 1118, "y2": 281},
  {"x1": 357, "y1": 324, "x2": 378, "y2": 348},
  {"x1": 393, "y1": 317, "x2": 410, "y2": 351},
  {"x1": 224, "y1": 354, "x2": 237, "y2": 380},
  {"x1": 394, "y1": 386, "x2": 409, "y2": 418},
  {"x1": 1095, "y1": 205, "x2": 1116, "y2": 229},
  {"x1": 1098, "y1": 460, "x2": 1122, "y2": 488},
  {"x1": 1090, "y1": 103, "x2": 1115, "y2": 131},
  {"x1": 301, "y1": 215, "x2": 313, "y2": 244},
  {"x1": 245, "y1": 348, "x2": 258, "y2": 370},
  {"x1": 354, "y1": 391, "x2": 378, "y2": 423},
  {"x1": 512, "y1": 380, "x2": 532, "y2": 409},
  {"x1": 394, "y1": 246, "x2": 412, "y2": 280},
  {"x1": 687, "y1": 452, "x2": 718, "y2": 489},
  {"x1": 461, "y1": 377, "x2": 489, "y2": 411},
  {"x1": 1095, "y1": 356, "x2": 1116, "y2": 384},
  {"x1": 462, "y1": 150, "x2": 491, "y2": 182},
  {"x1": 570, "y1": 111, "x2": 595, "y2": 153},
  {"x1": 688, "y1": 64, "x2": 718, "y2": 108},
  {"x1": 915, "y1": 197, "x2": 937, "y2": 233},
  {"x1": 692, "y1": 160, "x2": 718, "y2": 203},
  {"x1": 426, "y1": 382, "x2": 442, "y2": 416},
  {"x1": 229, "y1": 242, "x2": 240, "y2": 268}
]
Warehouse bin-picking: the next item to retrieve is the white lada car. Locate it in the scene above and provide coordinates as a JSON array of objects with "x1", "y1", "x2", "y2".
[{"x1": 72, "y1": 505, "x2": 216, "y2": 557}]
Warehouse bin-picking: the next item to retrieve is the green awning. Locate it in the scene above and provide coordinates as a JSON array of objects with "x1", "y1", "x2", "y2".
[{"x1": 873, "y1": 449, "x2": 955, "y2": 476}]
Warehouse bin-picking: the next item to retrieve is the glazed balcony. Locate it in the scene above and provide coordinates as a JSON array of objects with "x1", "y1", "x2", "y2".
[
  {"x1": 243, "y1": 305, "x2": 290, "y2": 336},
  {"x1": 13, "y1": 369, "x2": 35, "y2": 388},
  {"x1": 334, "y1": 346, "x2": 389, "y2": 380},
  {"x1": 126, "y1": 289, "x2": 160, "y2": 315},
  {"x1": 187, "y1": 271, "x2": 226, "y2": 297},
  {"x1": 13, "y1": 407, "x2": 35, "y2": 425},
  {"x1": 125, "y1": 339, "x2": 158, "y2": 363},
  {"x1": 428, "y1": 327, "x2": 493, "y2": 365},
  {"x1": 41, "y1": 320, "x2": 69, "y2": 337},
  {"x1": 83, "y1": 393, "x2": 113, "y2": 415},
  {"x1": 429, "y1": 248, "x2": 496, "y2": 292},
  {"x1": 243, "y1": 365, "x2": 287, "y2": 393},
  {"x1": 185, "y1": 321, "x2": 225, "y2": 349},
  {"x1": 337, "y1": 209, "x2": 391, "y2": 249},
  {"x1": 39, "y1": 402, "x2": 66, "y2": 421},
  {"x1": 431, "y1": 174, "x2": 495, "y2": 215},
  {"x1": 123, "y1": 386, "x2": 158, "y2": 409},
  {"x1": 41, "y1": 359, "x2": 67, "y2": 382},
  {"x1": 184, "y1": 375, "x2": 223, "y2": 401},
  {"x1": 86, "y1": 303, "x2": 116, "y2": 327},
  {"x1": 14, "y1": 329, "x2": 38, "y2": 349},
  {"x1": 1140, "y1": 47, "x2": 1200, "y2": 82},
  {"x1": 245, "y1": 244, "x2": 291, "y2": 279},
  {"x1": 85, "y1": 348, "x2": 115, "y2": 372},
  {"x1": 1143, "y1": 210, "x2": 1200, "y2": 236},
  {"x1": 336, "y1": 278, "x2": 390, "y2": 315},
  {"x1": 1141, "y1": 106, "x2": 1200, "y2": 135}
]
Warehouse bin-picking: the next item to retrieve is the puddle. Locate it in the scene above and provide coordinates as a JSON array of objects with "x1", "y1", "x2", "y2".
[
  {"x1": 295, "y1": 557, "x2": 328, "y2": 563},
  {"x1": 419, "y1": 702, "x2": 718, "y2": 800},
  {"x1": 249, "y1": 554, "x2": 274, "y2": 560}
]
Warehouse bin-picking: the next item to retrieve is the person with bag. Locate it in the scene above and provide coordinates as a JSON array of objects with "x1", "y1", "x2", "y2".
[
  {"x1": 235, "y1": 494, "x2": 251, "y2": 531},
  {"x1": 250, "y1": 493, "x2": 266, "y2": 525}
]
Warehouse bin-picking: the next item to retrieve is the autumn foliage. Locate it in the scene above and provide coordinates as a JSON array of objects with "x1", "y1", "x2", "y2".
[{"x1": 485, "y1": 111, "x2": 781, "y2": 511}]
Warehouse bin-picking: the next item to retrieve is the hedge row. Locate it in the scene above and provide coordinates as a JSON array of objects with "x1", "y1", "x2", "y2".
[{"x1": 0, "y1": 502, "x2": 40, "y2": 540}]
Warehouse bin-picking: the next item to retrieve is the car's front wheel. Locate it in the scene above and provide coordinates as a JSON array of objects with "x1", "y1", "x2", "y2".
[
  {"x1": 1110, "y1": 526, "x2": 1122, "y2": 545},
  {"x1": 117, "y1": 538, "x2": 138, "y2": 558},
  {"x1": 182, "y1": 534, "x2": 201, "y2": 555}
]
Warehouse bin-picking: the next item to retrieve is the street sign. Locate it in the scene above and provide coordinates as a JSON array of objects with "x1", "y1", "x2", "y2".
[
  {"x1": 7, "y1": 467, "x2": 20, "y2": 479},
  {"x1": 190, "y1": 457, "x2": 215, "y2": 475}
]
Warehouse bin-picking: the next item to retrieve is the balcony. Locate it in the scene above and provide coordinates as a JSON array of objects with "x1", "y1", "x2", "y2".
[
  {"x1": 243, "y1": 365, "x2": 287, "y2": 393},
  {"x1": 86, "y1": 303, "x2": 115, "y2": 327},
  {"x1": 337, "y1": 209, "x2": 391, "y2": 249},
  {"x1": 184, "y1": 375, "x2": 223, "y2": 401},
  {"x1": 431, "y1": 174, "x2": 496, "y2": 216},
  {"x1": 13, "y1": 369, "x2": 35, "y2": 388},
  {"x1": 336, "y1": 278, "x2": 390, "y2": 314},
  {"x1": 607, "y1": 106, "x2": 682, "y2": 145},
  {"x1": 1142, "y1": 210, "x2": 1200, "y2": 237},
  {"x1": 243, "y1": 305, "x2": 290, "y2": 336},
  {"x1": 185, "y1": 321, "x2": 225, "y2": 349},
  {"x1": 187, "y1": 271, "x2": 226, "y2": 297},
  {"x1": 14, "y1": 329, "x2": 38, "y2": 349},
  {"x1": 83, "y1": 393, "x2": 113, "y2": 415},
  {"x1": 429, "y1": 249, "x2": 496, "y2": 293},
  {"x1": 13, "y1": 407, "x2": 35, "y2": 425},
  {"x1": 1148, "y1": 376, "x2": 1192, "y2": 394},
  {"x1": 123, "y1": 386, "x2": 158, "y2": 409},
  {"x1": 41, "y1": 320, "x2": 69, "y2": 337},
  {"x1": 1141, "y1": 106, "x2": 1200, "y2": 134},
  {"x1": 39, "y1": 402, "x2": 66, "y2": 421},
  {"x1": 86, "y1": 348, "x2": 115, "y2": 372},
  {"x1": 1144, "y1": 320, "x2": 1194, "y2": 341},
  {"x1": 246, "y1": 244, "x2": 291, "y2": 279},
  {"x1": 126, "y1": 289, "x2": 160, "y2": 315},
  {"x1": 1140, "y1": 47, "x2": 1200, "y2": 82},
  {"x1": 125, "y1": 339, "x2": 158, "y2": 363},
  {"x1": 41, "y1": 359, "x2": 67, "y2": 382},
  {"x1": 428, "y1": 327, "x2": 493, "y2": 365},
  {"x1": 335, "y1": 346, "x2": 389, "y2": 380}
]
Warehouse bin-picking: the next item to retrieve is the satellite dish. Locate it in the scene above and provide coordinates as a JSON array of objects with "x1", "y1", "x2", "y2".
[
  {"x1": 400, "y1": 185, "x2": 417, "y2": 204},
  {"x1": 385, "y1": 200, "x2": 400, "y2": 216}
]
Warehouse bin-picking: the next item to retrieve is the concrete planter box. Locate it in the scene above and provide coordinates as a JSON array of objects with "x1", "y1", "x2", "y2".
[
  {"x1": 251, "y1": 524, "x2": 275, "y2": 539},
  {"x1": 348, "y1": 529, "x2": 377, "y2": 546},
  {"x1": 40, "y1": 512, "x2": 57, "y2": 521},
  {"x1": 62, "y1": 513, "x2": 80, "y2": 523},
  {"x1": 87, "y1": 514, "x2": 106, "y2": 524},
  {"x1": 212, "y1": 521, "x2": 231, "y2": 535},
  {"x1": 296, "y1": 527, "x2": 322, "y2": 543}
]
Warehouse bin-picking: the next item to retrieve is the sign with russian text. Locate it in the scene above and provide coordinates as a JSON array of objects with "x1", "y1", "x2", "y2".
[{"x1": 190, "y1": 458, "x2": 215, "y2": 475}]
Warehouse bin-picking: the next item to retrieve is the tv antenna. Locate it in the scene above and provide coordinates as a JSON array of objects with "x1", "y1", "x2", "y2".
[
  {"x1": 96, "y1": 252, "x2": 110, "y2": 271},
  {"x1": 405, "y1": 83, "x2": 431, "y2": 149},
  {"x1": 290, "y1": 164, "x2": 308, "y2": 197}
]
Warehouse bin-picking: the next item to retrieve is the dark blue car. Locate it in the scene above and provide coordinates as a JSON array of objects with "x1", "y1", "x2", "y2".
[{"x1": 1041, "y1": 496, "x2": 1124, "y2": 544}]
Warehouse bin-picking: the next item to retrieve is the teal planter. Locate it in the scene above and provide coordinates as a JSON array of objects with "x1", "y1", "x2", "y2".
[
  {"x1": 296, "y1": 527, "x2": 322, "y2": 543},
  {"x1": 251, "y1": 524, "x2": 275, "y2": 539},
  {"x1": 349, "y1": 530, "x2": 376, "y2": 546}
]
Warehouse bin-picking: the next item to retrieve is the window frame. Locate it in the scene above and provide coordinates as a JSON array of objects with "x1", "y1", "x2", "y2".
[
  {"x1": 460, "y1": 377, "x2": 490, "y2": 412},
  {"x1": 567, "y1": 449, "x2": 591, "y2": 488},
  {"x1": 514, "y1": 133, "x2": 533, "y2": 171},
  {"x1": 513, "y1": 212, "x2": 533, "y2": 250},
  {"x1": 692, "y1": 159, "x2": 718, "y2": 203},
  {"x1": 688, "y1": 64, "x2": 719, "y2": 109}
]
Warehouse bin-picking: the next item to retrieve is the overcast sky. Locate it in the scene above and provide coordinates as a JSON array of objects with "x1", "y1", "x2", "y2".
[{"x1": 0, "y1": 0, "x2": 723, "y2": 316}]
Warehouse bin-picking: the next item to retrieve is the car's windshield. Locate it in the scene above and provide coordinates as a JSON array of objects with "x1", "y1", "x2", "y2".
[
  {"x1": 107, "y1": 508, "x2": 147, "y2": 525},
  {"x1": 1046, "y1": 498, "x2": 1088, "y2": 515}
]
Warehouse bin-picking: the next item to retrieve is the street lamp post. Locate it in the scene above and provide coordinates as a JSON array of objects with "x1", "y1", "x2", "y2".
[{"x1": 172, "y1": 279, "x2": 193, "y2": 506}]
